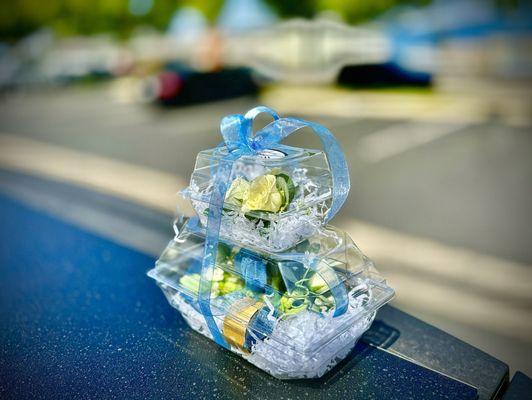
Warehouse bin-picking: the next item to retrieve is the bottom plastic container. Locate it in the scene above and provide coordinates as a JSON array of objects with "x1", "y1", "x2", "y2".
[{"x1": 148, "y1": 220, "x2": 394, "y2": 379}]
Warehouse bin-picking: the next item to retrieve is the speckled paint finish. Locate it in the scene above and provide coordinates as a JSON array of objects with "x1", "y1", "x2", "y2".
[
  {"x1": 371, "y1": 307, "x2": 508, "y2": 400},
  {"x1": 501, "y1": 372, "x2": 532, "y2": 400},
  {"x1": 0, "y1": 193, "x2": 478, "y2": 399}
]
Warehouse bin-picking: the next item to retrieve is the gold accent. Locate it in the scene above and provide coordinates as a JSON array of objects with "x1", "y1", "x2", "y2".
[{"x1": 223, "y1": 299, "x2": 263, "y2": 353}]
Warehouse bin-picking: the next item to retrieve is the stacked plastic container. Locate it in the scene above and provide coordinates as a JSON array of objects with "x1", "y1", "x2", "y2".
[{"x1": 148, "y1": 108, "x2": 394, "y2": 379}]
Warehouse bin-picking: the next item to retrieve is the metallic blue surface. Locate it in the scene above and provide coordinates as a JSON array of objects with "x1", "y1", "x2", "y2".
[
  {"x1": 501, "y1": 372, "x2": 532, "y2": 400},
  {"x1": 0, "y1": 192, "x2": 478, "y2": 399}
]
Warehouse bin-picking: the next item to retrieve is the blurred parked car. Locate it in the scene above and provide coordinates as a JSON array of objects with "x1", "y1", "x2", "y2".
[
  {"x1": 143, "y1": 63, "x2": 258, "y2": 106},
  {"x1": 337, "y1": 63, "x2": 431, "y2": 88}
]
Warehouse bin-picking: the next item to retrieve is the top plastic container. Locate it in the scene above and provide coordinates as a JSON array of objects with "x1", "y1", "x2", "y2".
[{"x1": 183, "y1": 144, "x2": 334, "y2": 253}]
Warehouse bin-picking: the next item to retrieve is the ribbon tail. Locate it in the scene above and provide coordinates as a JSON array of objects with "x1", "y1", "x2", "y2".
[
  {"x1": 308, "y1": 257, "x2": 349, "y2": 317},
  {"x1": 199, "y1": 155, "x2": 239, "y2": 349},
  {"x1": 234, "y1": 249, "x2": 268, "y2": 292},
  {"x1": 281, "y1": 254, "x2": 349, "y2": 317}
]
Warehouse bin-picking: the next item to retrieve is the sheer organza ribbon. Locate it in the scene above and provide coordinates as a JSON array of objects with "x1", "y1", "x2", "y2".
[{"x1": 199, "y1": 106, "x2": 350, "y2": 348}]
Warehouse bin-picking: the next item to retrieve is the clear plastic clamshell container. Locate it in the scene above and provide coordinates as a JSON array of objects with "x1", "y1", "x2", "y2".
[
  {"x1": 148, "y1": 219, "x2": 395, "y2": 379},
  {"x1": 182, "y1": 144, "x2": 334, "y2": 252}
]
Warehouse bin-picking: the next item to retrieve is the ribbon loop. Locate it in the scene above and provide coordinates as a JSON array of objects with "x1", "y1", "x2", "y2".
[
  {"x1": 221, "y1": 106, "x2": 280, "y2": 153},
  {"x1": 220, "y1": 114, "x2": 247, "y2": 153}
]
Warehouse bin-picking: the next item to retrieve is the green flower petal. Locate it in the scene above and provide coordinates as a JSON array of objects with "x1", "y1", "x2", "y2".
[
  {"x1": 242, "y1": 174, "x2": 284, "y2": 213},
  {"x1": 225, "y1": 177, "x2": 250, "y2": 206}
]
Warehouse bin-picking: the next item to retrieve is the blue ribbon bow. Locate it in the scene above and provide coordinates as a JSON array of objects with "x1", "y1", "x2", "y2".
[{"x1": 198, "y1": 106, "x2": 350, "y2": 348}]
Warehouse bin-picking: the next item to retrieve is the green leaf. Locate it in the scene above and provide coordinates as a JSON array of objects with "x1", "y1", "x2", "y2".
[
  {"x1": 179, "y1": 273, "x2": 201, "y2": 294},
  {"x1": 275, "y1": 176, "x2": 289, "y2": 210},
  {"x1": 280, "y1": 290, "x2": 309, "y2": 315},
  {"x1": 266, "y1": 260, "x2": 287, "y2": 293},
  {"x1": 244, "y1": 213, "x2": 271, "y2": 229},
  {"x1": 273, "y1": 172, "x2": 296, "y2": 209},
  {"x1": 216, "y1": 243, "x2": 232, "y2": 265},
  {"x1": 294, "y1": 239, "x2": 310, "y2": 252}
]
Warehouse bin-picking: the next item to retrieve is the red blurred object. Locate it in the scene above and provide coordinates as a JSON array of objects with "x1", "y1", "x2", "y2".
[{"x1": 157, "y1": 71, "x2": 183, "y2": 100}]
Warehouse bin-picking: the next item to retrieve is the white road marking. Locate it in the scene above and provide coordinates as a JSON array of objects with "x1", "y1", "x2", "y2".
[
  {"x1": 355, "y1": 121, "x2": 468, "y2": 162},
  {"x1": 0, "y1": 134, "x2": 192, "y2": 215},
  {"x1": 260, "y1": 85, "x2": 532, "y2": 126},
  {"x1": 342, "y1": 219, "x2": 532, "y2": 342}
]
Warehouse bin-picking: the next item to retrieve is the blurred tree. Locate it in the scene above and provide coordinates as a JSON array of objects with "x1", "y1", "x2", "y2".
[
  {"x1": 265, "y1": 0, "x2": 434, "y2": 23},
  {"x1": 0, "y1": 0, "x2": 179, "y2": 40},
  {"x1": 182, "y1": 0, "x2": 224, "y2": 22},
  {"x1": 0, "y1": 0, "x2": 61, "y2": 39},
  {"x1": 264, "y1": 0, "x2": 318, "y2": 18},
  {"x1": 4, "y1": 0, "x2": 518, "y2": 41},
  {"x1": 317, "y1": 0, "x2": 432, "y2": 23}
]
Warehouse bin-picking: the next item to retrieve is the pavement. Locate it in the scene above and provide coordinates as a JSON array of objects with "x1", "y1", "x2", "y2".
[{"x1": 0, "y1": 84, "x2": 531, "y2": 375}]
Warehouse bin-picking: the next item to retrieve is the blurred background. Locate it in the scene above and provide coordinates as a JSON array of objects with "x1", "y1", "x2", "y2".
[{"x1": 0, "y1": 0, "x2": 531, "y2": 376}]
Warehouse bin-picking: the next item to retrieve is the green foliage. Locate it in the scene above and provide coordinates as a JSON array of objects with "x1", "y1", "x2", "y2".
[
  {"x1": 183, "y1": 0, "x2": 224, "y2": 22},
  {"x1": 0, "y1": 0, "x2": 437, "y2": 41},
  {"x1": 263, "y1": 0, "x2": 318, "y2": 18},
  {"x1": 265, "y1": 0, "x2": 433, "y2": 23},
  {"x1": 317, "y1": 0, "x2": 432, "y2": 23},
  {"x1": 0, "y1": 0, "x2": 178, "y2": 40}
]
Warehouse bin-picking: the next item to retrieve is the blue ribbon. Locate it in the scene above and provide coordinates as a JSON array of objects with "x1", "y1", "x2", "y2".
[
  {"x1": 277, "y1": 254, "x2": 348, "y2": 317},
  {"x1": 234, "y1": 248, "x2": 268, "y2": 292},
  {"x1": 198, "y1": 106, "x2": 350, "y2": 348}
]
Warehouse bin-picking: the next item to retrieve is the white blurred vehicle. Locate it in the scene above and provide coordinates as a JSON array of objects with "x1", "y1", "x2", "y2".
[{"x1": 224, "y1": 18, "x2": 391, "y2": 84}]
